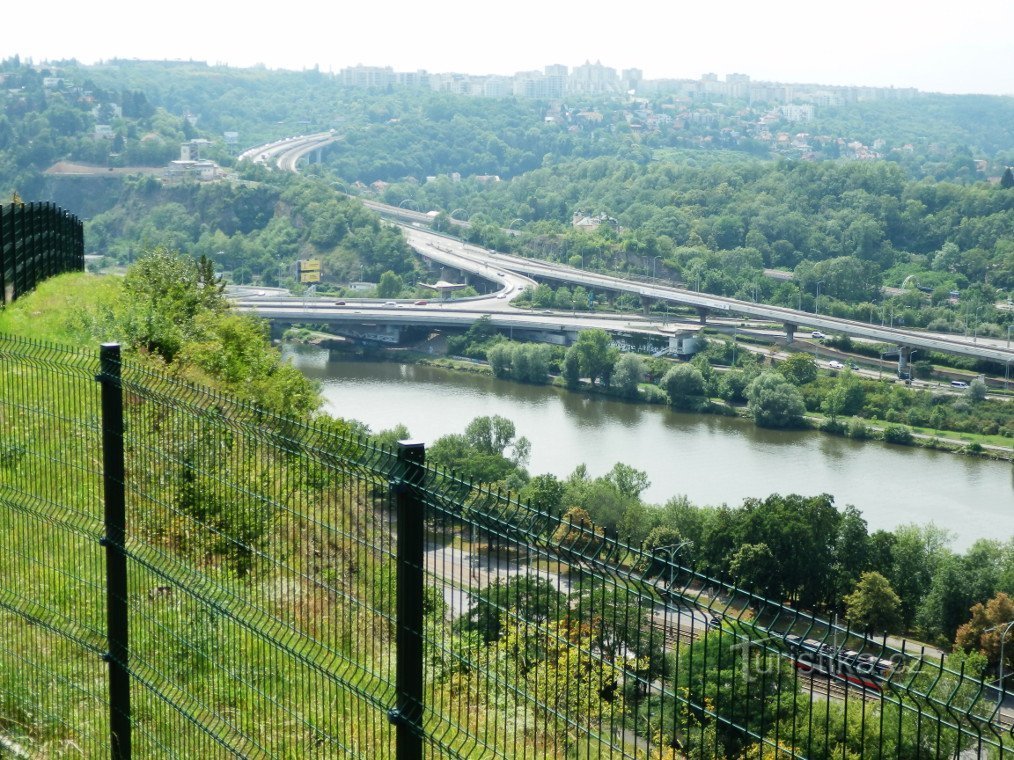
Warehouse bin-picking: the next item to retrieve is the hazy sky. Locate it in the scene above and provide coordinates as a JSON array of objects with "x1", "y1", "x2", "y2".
[{"x1": 7, "y1": 0, "x2": 1013, "y2": 95}]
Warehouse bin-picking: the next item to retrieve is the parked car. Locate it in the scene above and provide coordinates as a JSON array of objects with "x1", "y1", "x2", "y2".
[{"x1": 828, "y1": 360, "x2": 844, "y2": 370}]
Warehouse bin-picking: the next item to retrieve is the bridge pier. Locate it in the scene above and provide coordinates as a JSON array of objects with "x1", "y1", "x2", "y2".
[
  {"x1": 898, "y1": 346, "x2": 916, "y2": 378},
  {"x1": 696, "y1": 307, "x2": 709, "y2": 325},
  {"x1": 784, "y1": 323, "x2": 797, "y2": 344},
  {"x1": 640, "y1": 296, "x2": 655, "y2": 317}
]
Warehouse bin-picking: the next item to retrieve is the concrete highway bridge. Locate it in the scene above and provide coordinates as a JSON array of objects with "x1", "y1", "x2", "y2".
[
  {"x1": 237, "y1": 132, "x2": 340, "y2": 171},
  {"x1": 236, "y1": 136, "x2": 1014, "y2": 377}
]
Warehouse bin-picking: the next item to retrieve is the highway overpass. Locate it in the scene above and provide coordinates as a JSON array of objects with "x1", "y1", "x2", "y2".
[{"x1": 237, "y1": 136, "x2": 1014, "y2": 372}]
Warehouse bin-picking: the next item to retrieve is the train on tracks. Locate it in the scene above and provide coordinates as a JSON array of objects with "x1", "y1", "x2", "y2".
[{"x1": 785, "y1": 635, "x2": 895, "y2": 691}]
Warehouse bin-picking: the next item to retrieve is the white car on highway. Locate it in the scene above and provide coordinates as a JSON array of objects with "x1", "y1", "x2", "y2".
[{"x1": 828, "y1": 360, "x2": 844, "y2": 370}]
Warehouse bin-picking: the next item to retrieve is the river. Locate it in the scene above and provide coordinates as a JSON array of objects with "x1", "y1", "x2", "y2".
[{"x1": 286, "y1": 347, "x2": 1012, "y2": 551}]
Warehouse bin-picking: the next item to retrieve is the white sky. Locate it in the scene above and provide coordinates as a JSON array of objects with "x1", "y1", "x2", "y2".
[{"x1": 6, "y1": 0, "x2": 1013, "y2": 95}]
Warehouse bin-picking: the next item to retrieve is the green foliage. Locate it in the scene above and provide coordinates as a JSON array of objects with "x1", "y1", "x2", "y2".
[
  {"x1": 571, "y1": 330, "x2": 619, "y2": 386},
  {"x1": 519, "y1": 473, "x2": 566, "y2": 516},
  {"x1": 843, "y1": 571, "x2": 904, "y2": 634},
  {"x1": 120, "y1": 247, "x2": 226, "y2": 361},
  {"x1": 428, "y1": 415, "x2": 530, "y2": 484},
  {"x1": 662, "y1": 363, "x2": 707, "y2": 411},
  {"x1": 882, "y1": 423, "x2": 914, "y2": 445},
  {"x1": 375, "y1": 270, "x2": 405, "y2": 298},
  {"x1": 777, "y1": 353, "x2": 818, "y2": 386},
  {"x1": 747, "y1": 372, "x2": 806, "y2": 428},
  {"x1": 562, "y1": 346, "x2": 581, "y2": 389},
  {"x1": 610, "y1": 353, "x2": 643, "y2": 399},
  {"x1": 459, "y1": 576, "x2": 566, "y2": 643}
]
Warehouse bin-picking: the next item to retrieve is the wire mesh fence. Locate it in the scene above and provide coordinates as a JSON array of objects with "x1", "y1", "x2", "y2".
[
  {"x1": 0, "y1": 202, "x2": 84, "y2": 304},
  {"x1": 0, "y1": 334, "x2": 1011, "y2": 758}
]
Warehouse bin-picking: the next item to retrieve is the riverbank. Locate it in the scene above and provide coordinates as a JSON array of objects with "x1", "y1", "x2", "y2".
[{"x1": 287, "y1": 331, "x2": 1013, "y2": 462}]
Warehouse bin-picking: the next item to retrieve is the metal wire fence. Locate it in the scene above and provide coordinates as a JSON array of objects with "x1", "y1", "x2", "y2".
[
  {"x1": 0, "y1": 202, "x2": 84, "y2": 304},
  {"x1": 0, "y1": 334, "x2": 1011, "y2": 758}
]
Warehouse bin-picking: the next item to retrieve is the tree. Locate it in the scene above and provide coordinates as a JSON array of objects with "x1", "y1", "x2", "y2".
[
  {"x1": 376, "y1": 270, "x2": 404, "y2": 298},
  {"x1": 746, "y1": 372, "x2": 806, "y2": 428},
  {"x1": 519, "y1": 473, "x2": 566, "y2": 516},
  {"x1": 777, "y1": 353, "x2": 818, "y2": 386},
  {"x1": 662, "y1": 363, "x2": 707, "y2": 410},
  {"x1": 844, "y1": 571, "x2": 903, "y2": 634},
  {"x1": 610, "y1": 354, "x2": 643, "y2": 399},
  {"x1": 486, "y1": 342, "x2": 513, "y2": 378},
  {"x1": 821, "y1": 371, "x2": 864, "y2": 422},
  {"x1": 968, "y1": 378, "x2": 987, "y2": 402},
  {"x1": 460, "y1": 576, "x2": 566, "y2": 643},
  {"x1": 562, "y1": 347, "x2": 581, "y2": 389},
  {"x1": 954, "y1": 592, "x2": 1014, "y2": 673},
  {"x1": 571, "y1": 329, "x2": 619, "y2": 386},
  {"x1": 1001, "y1": 167, "x2": 1014, "y2": 190},
  {"x1": 729, "y1": 543, "x2": 776, "y2": 594},
  {"x1": 605, "y1": 462, "x2": 650, "y2": 499}
]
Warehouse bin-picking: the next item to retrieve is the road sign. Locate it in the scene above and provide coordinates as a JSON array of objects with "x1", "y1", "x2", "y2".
[
  {"x1": 300, "y1": 271, "x2": 320, "y2": 283},
  {"x1": 300, "y1": 259, "x2": 321, "y2": 272}
]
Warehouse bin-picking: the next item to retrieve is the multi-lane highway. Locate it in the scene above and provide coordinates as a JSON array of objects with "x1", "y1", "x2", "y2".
[
  {"x1": 236, "y1": 136, "x2": 1014, "y2": 369},
  {"x1": 237, "y1": 132, "x2": 340, "y2": 172}
]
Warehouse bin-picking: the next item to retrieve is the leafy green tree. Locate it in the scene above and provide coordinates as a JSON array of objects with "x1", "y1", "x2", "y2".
[
  {"x1": 662, "y1": 363, "x2": 707, "y2": 410},
  {"x1": 571, "y1": 330, "x2": 618, "y2": 386},
  {"x1": 605, "y1": 462, "x2": 650, "y2": 499},
  {"x1": 887, "y1": 523, "x2": 954, "y2": 626},
  {"x1": 610, "y1": 353, "x2": 643, "y2": 399},
  {"x1": 844, "y1": 571, "x2": 903, "y2": 634},
  {"x1": 1001, "y1": 167, "x2": 1014, "y2": 189},
  {"x1": 460, "y1": 576, "x2": 566, "y2": 643},
  {"x1": 519, "y1": 473, "x2": 566, "y2": 516},
  {"x1": 376, "y1": 270, "x2": 404, "y2": 298},
  {"x1": 562, "y1": 346, "x2": 581, "y2": 389},
  {"x1": 512, "y1": 343, "x2": 551, "y2": 384},
  {"x1": 777, "y1": 353, "x2": 818, "y2": 385},
  {"x1": 486, "y1": 342, "x2": 513, "y2": 378},
  {"x1": 746, "y1": 372, "x2": 806, "y2": 428},
  {"x1": 428, "y1": 416, "x2": 530, "y2": 483},
  {"x1": 729, "y1": 543, "x2": 776, "y2": 593}
]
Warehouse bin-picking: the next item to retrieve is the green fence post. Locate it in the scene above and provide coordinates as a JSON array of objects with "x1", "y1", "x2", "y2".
[
  {"x1": 97, "y1": 343, "x2": 131, "y2": 759},
  {"x1": 390, "y1": 440, "x2": 425, "y2": 760}
]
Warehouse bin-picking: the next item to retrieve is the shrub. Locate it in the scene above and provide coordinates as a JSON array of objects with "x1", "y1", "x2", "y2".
[
  {"x1": 846, "y1": 418, "x2": 872, "y2": 439},
  {"x1": 641, "y1": 384, "x2": 669, "y2": 405},
  {"x1": 821, "y1": 419, "x2": 846, "y2": 435},
  {"x1": 882, "y1": 424, "x2": 914, "y2": 445}
]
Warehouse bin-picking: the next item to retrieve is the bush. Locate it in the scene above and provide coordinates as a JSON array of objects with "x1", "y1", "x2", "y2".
[
  {"x1": 641, "y1": 384, "x2": 669, "y2": 405},
  {"x1": 846, "y1": 418, "x2": 872, "y2": 439},
  {"x1": 821, "y1": 418, "x2": 846, "y2": 435},
  {"x1": 882, "y1": 424, "x2": 914, "y2": 445}
]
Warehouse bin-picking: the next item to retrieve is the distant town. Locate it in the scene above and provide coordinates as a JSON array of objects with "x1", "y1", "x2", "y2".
[{"x1": 339, "y1": 61, "x2": 921, "y2": 105}]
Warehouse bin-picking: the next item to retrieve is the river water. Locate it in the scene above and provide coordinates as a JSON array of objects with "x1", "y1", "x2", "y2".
[{"x1": 286, "y1": 347, "x2": 1012, "y2": 551}]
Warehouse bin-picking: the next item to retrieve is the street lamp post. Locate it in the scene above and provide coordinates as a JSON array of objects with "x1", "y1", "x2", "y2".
[
  {"x1": 815, "y1": 281, "x2": 824, "y2": 315},
  {"x1": 652, "y1": 256, "x2": 661, "y2": 279},
  {"x1": 986, "y1": 620, "x2": 1014, "y2": 706}
]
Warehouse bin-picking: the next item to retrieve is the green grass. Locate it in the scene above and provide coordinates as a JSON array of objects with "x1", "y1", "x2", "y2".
[{"x1": 0, "y1": 273, "x2": 124, "y2": 345}]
